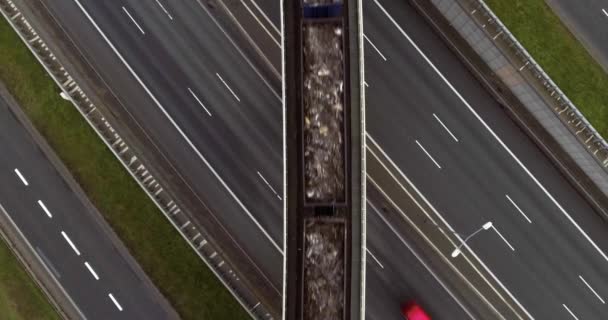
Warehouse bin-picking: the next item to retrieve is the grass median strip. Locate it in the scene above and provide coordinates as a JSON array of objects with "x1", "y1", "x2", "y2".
[
  {"x1": 0, "y1": 239, "x2": 60, "y2": 320},
  {"x1": 485, "y1": 0, "x2": 608, "y2": 139},
  {"x1": 0, "y1": 16, "x2": 248, "y2": 320}
]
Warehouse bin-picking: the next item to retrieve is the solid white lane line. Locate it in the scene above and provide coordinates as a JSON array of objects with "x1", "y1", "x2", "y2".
[
  {"x1": 84, "y1": 262, "x2": 100, "y2": 280},
  {"x1": 505, "y1": 195, "x2": 531, "y2": 223},
  {"x1": 187, "y1": 87, "x2": 212, "y2": 116},
  {"x1": 154, "y1": 0, "x2": 173, "y2": 20},
  {"x1": 192, "y1": 0, "x2": 281, "y2": 101},
  {"x1": 14, "y1": 168, "x2": 29, "y2": 186},
  {"x1": 368, "y1": 200, "x2": 478, "y2": 319},
  {"x1": 374, "y1": 0, "x2": 608, "y2": 268},
  {"x1": 369, "y1": 175, "x2": 507, "y2": 319},
  {"x1": 366, "y1": 248, "x2": 384, "y2": 269},
  {"x1": 37, "y1": 200, "x2": 53, "y2": 218},
  {"x1": 122, "y1": 7, "x2": 145, "y2": 35},
  {"x1": 562, "y1": 304, "x2": 579, "y2": 320},
  {"x1": 239, "y1": 0, "x2": 281, "y2": 47},
  {"x1": 603, "y1": 8, "x2": 608, "y2": 17},
  {"x1": 415, "y1": 140, "x2": 441, "y2": 169},
  {"x1": 108, "y1": 293, "x2": 123, "y2": 311},
  {"x1": 216, "y1": 73, "x2": 241, "y2": 102},
  {"x1": 491, "y1": 226, "x2": 514, "y2": 251},
  {"x1": 0, "y1": 203, "x2": 88, "y2": 319},
  {"x1": 367, "y1": 136, "x2": 528, "y2": 320},
  {"x1": 579, "y1": 275, "x2": 605, "y2": 304},
  {"x1": 257, "y1": 171, "x2": 282, "y2": 200},
  {"x1": 72, "y1": 0, "x2": 282, "y2": 254},
  {"x1": 61, "y1": 231, "x2": 81, "y2": 256},
  {"x1": 364, "y1": 34, "x2": 387, "y2": 61},
  {"x1": 244, "y1": 0, "x2": 280, "y2": 36},
  {"x1": 433, "y1": 113, "x2": 459, "y2": 142}
]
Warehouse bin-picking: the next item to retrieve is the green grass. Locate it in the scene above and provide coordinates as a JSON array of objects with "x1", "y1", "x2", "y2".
[
  {"x1": 0, "y1": 15, "x2": 248, "y2": 320},
  {"x1": 0, "y1": 239, "x2": 60, "y2": 320},
  {"x1": 485, "y1": 0, "x2": 608, "y2": 140}
]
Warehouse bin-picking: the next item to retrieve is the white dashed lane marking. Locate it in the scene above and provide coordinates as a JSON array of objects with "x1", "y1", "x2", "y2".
[
  {"x1": 61, "y1": 231, "x2": 81, "y2": 256},
  {"x1": 85, "y1": 262, "x2": 100, "y2": 280},
  {"x1": 14, "y1": 168, "x2": 29, "y2": 186},
  {"x1": 37, "y1": 200, "x2": 53, "y2": 218},
  {"x1": 108, "y1": 293, "x2": 123, "y2": 311}
]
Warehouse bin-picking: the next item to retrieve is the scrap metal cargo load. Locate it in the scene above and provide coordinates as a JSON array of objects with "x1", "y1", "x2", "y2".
[
  {"x1": 303, "y1": 19, "x2": 346, "y2": 204},
  {"x1": 303, "y1": 218, "x2": 346, "y2": 319},
  {"x1": 301, "y1": 6, "x2": 349, "y2": 320},
  {"x1": 284, "y1": 0, "x2": 363, "y2": 317}
]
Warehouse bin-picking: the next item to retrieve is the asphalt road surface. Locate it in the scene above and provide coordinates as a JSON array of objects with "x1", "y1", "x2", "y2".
[
  {"x1": 260, "y1": 0, "x2": 608, "y2": 318},
  {"x1": 36, "y1": 0, "x2": 284, "y2": 295},
  {"x1": 362, "y1": 0, "x2": 608, "y2": 318},
  {"x1": 364, "y1": 196, "x2": 479, "y2": 320},
  {"x1": 0, "y1": 92, "x2": 176, "y2": 319},
  {"x1": 546, "y1": 0, "x2": 608, "y2": 72},
  {"x1": 30, "y1": 0, "x2": 608, "y2": 319}
]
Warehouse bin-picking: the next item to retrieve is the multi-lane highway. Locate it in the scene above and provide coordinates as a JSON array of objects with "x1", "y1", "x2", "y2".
[
  {"x1": 35, "y1": 0, "x2": 285, "y2": 297},
  {"x1": 0, "y1": 89, "x2": 177, "y2": 319},
  {"x1": 362, "y1": 0, "x2": 608, "y2": 318},
  {"x1": 20, "y1": 0, "x2": 608, "y2": 319},
  {"x1": 546, "y1": 0, "x2": 608, "y2": 71},
  {"x1": 267, "y1": 0, "x2": 608, "y2": 318}
]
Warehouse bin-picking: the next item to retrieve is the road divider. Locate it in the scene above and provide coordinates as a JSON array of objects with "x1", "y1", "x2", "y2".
[
  {"x1": 410, "y1": 0, "x2": 608, "y2": 222},
  {"x1": 381, "y1": 0, "x2": 608, "y2": 270},
  {"x1": 368, "y1": 200, "x2": 476, "y2": 319},
  {"x1": 367, "y1": 133, "x2": 531, "y2": 319},
  {"x1": 0, "y1": 202, "x2": 73, "y2": 319},
  {"x1": 198, "y1": 0, "x2": 282, "y2": 84},
  {"x1": 238, "y1": 0, "x2": 280, "y2": 47},
  {"x1": 0, "y1": 0, "x2": 276, "y2": 317}
]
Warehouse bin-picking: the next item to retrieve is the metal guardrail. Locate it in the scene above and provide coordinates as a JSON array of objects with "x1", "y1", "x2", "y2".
[
  {"x1": 0, "y1": 1, "x2": 272, "y2": 318},
  {"x1": 464, "y1": 0, "x2": 608, "y2": 168}
]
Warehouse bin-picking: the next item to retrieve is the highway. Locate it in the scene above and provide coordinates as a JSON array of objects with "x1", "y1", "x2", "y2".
[
  {"x1": 36, "y1": 0, "x2": 285, "y2": 296},
  {"x1": 364, "y1": 193, "x2": 481, "y2": 320},
  {"x1": 546, "y1": 0, "x2": 608, "y2": 71},
  {"x1": 26, "y1": 0, "x2": 608, "y2": 319},
  {"x1": 362, "y1": 0, "x2": 608, "y2": 318},
  {"x1": 261, "y1": 0, "x2": 608, "y2": 318},
  {"x1": 0, "y1": 90, "x2": 177, "y2": 319}
]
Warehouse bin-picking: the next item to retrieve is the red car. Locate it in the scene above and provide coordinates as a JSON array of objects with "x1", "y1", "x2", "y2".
[{"x1": 401, "y1": 301, "x2": 431, "y2": 320}]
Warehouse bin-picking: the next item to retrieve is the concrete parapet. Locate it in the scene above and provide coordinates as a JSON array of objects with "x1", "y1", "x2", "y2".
[
  {"x1": 413, "y1": 0, "x2": 608, "y2": 218},
  {"x1": 0, "y1": 0, "x2": 276, "y2": 318}
]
